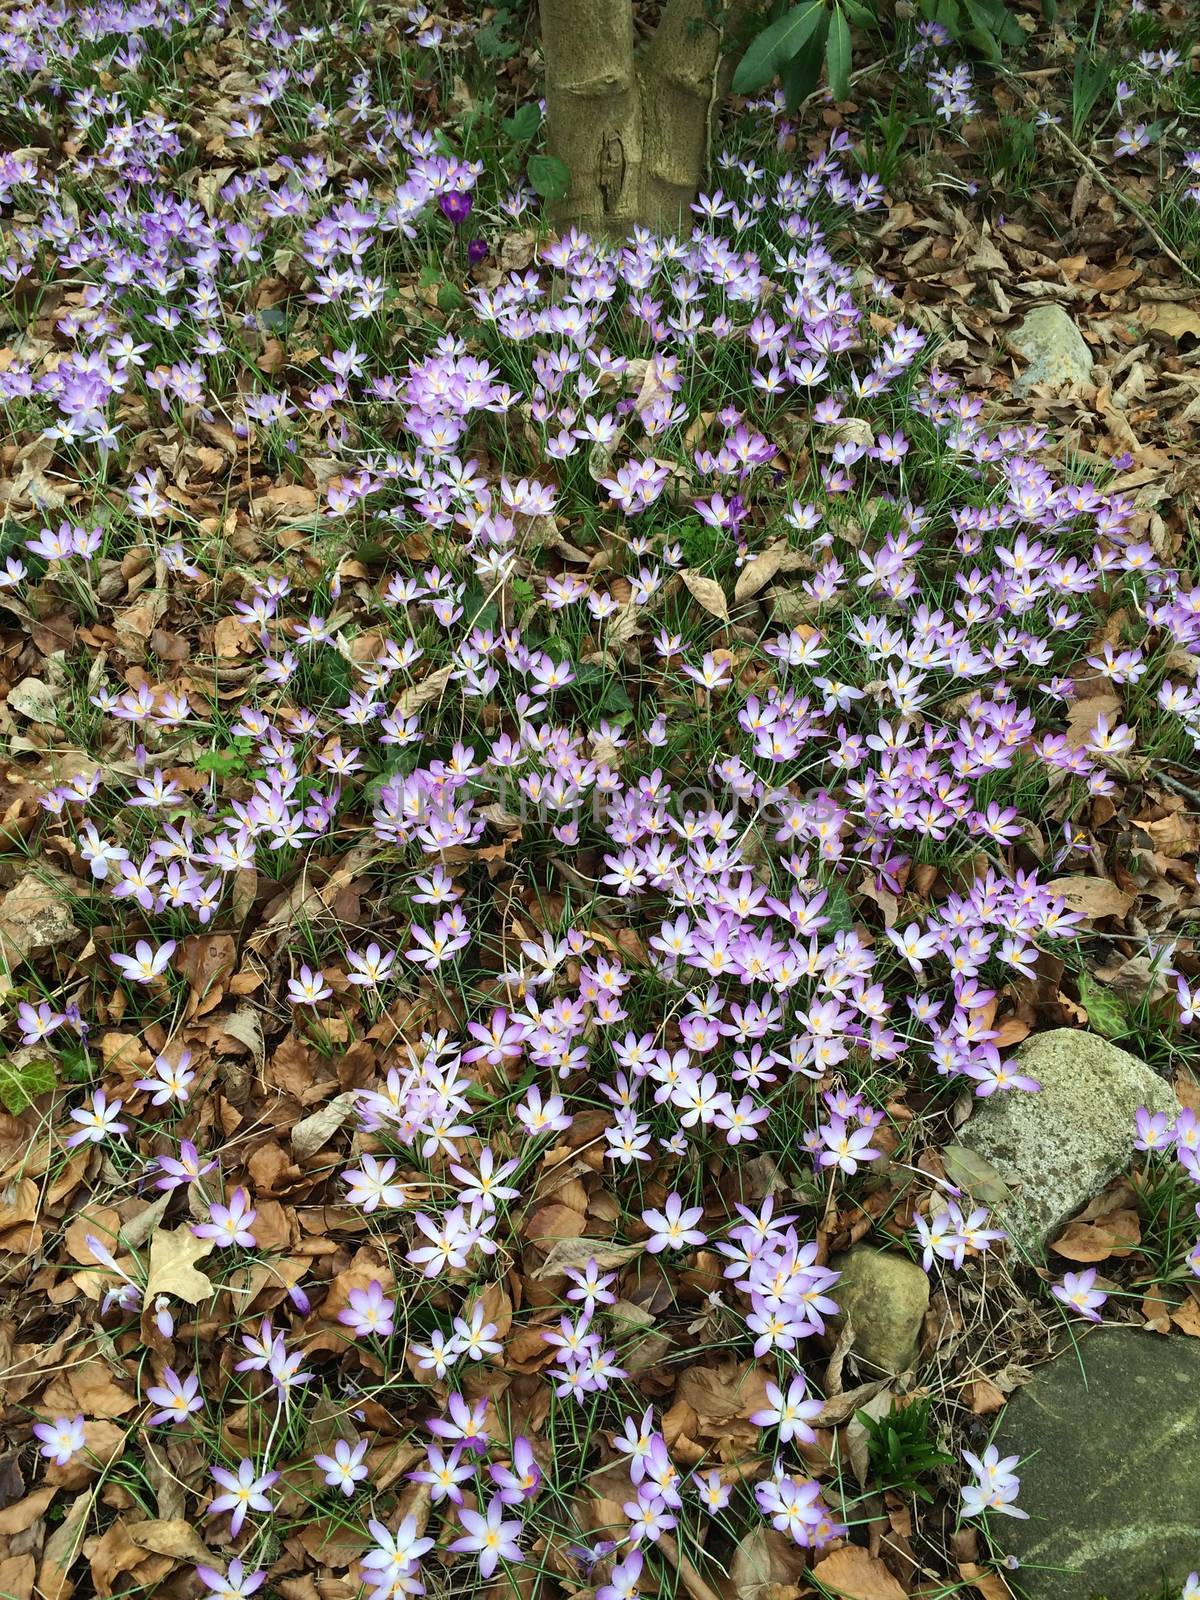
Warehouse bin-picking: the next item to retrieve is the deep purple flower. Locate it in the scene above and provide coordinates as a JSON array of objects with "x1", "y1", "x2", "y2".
[{"x1": 439, "y1": 190, "x2": 473, "y2": 226}]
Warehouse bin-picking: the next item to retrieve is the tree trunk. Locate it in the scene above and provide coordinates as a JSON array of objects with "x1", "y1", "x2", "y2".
[{"x1": 538, "y1": 0, "x2": 732, "y2": 238}]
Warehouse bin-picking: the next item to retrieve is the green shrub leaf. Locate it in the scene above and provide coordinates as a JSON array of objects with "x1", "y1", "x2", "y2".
[
  {"x1": 0, "y1": 1054, "x2": 55, "y2": 1115},
  {"x1": 826, "y1": 5, "x2": 851, "y2": 102},
  {"x1": 733, "y1": 2, "x2": 826, "y2": 95}
]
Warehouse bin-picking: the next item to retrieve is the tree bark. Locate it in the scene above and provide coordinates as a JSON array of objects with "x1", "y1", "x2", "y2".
[
  {"x1": 538, "y1": 0, "x2": 735, "y2": 238},
  {"x1": 639, "y1": 0, "x2": 726, "y2": 232}
]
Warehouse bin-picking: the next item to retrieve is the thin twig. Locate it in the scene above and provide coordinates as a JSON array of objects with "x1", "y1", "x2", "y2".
[
  {"x1": 658, "y1": 1533, "x2": 725, "y2": 1600},
  {"x1": 1004, "y1": 75, "x2": 1199, "y2": 284},
  {"x1": 1156, "y1": 771, "x2": 1200, "y2": 811}
]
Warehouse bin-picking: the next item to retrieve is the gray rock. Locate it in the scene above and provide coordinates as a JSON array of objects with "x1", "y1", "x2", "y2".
[
  {"x1": 1010, "y1": 305, "x2": 1094, "y2": 395},
  {"x1": 958, "y1": 1029, "x2": 1174, "y2": 1253},
  {"x1": 995, "y1": 1331, "x2": 1200, "y2": 1600},
  {"x1": 829, "y1": 1246, "x2": 929, "y2": 1373}
]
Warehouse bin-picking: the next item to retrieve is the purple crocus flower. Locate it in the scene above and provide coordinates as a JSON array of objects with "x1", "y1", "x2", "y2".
[{"x1": 438, "y1": 189, "x2": 473, "y2": 226}]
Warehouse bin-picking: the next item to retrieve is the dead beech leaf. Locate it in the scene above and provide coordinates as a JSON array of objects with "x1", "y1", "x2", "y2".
[
  {"x1": 118, "y1": 1192, "x2": 171, "y2": 1252},
  {"x1": 253, "y1": 846, "x2": 374, "y2": 942},
  {"x1": 941, "y1": 1145, "x2": 1013, "y2": 1206},
  {"x1": 811, "y1": 1542, "x2": 906, "y2": 1600},
  {"x1": 48, "y1": 1421, "x2": 125, "y2": 1488},
  {"x1": 733, "y1": 541, "x2": 809, "y2": 604},
  {"x1": 813, "y1": 1379, "x2": 887, "y2": 1427},
  {"x1": 958, "y1": 1562, "x2": 1015, "y2": 1600},
  {"x1": 1090, "y1": 952, "x2": 1170, "y2": 1004},
  {"x1": 676, "y1": 1360, "x2": 770, "y2": 1421},
  {"x1": 1142, "y1": 1284, "x2": 1172, "y2": 1334},
  {"x1": 606, "y1": 599, "x2": 645, "y2": 649},
  {"x1": 499, "y1": 230, "x2": 535, "y2": 271},
  {"x1": 144, "y1": 1226, "x2": 216, "y2": 1305},
  {"x1": 632, "y1": 356, "x2": 673, "y2": 417},
  {"x1": 992, "y1": 1016, "x2": 1030, "y2": 1049},
  {"x1": 126, "y1": 1518, "x2": 210, "y2": 1563},
  {"x1": 679, "y1": 568, "x2": 729, "y2": 624},
  {"x1": 87, "y1": 1517, "x2": 164, "y2": 1599},
  {"x1": 0, "y1": 1553, "x2": 34, "y2": 1600},
  {"x1": 214, "y1": 615, "x2": 254, "y2": 659},
  {"x1": 37, "y1": 1488, "x2": 91, "y2": 1600},
  {"x1": 823, "y1": 416, "x2": 874, "y2": 451},
  {"x1": 5, "y1": 437, "x2": 68, "y2": 512},
  {"x1": 1051, "y1": 1210, "x2": 1140, "y2": 1262},
  {"x1": 0, "y1": 1486, "x2": 55, "y2": 1537},
  {"x1": 1169, "y1": 1294, "x2": 1200, "y2": 1337},
  {"x1": 1063, "y1": 690, "x2": 1120, "y2": 750},
  {"x1": 1138, "y1": 301, "x2": 1200, "y2": 342},
  {"x1": 112, "y1": 590, "x2": 166, "y2": 659},
  {"x1": 43, "y1": 1363, "x2": 134, "y2": 1421},
  {"x1": 856, "y1": 872, "x2": 899, "y2": 928},
  {"x1": 0, "y1": 869, "x2": 78, "y2": 968},
  {"x1": 177, "y1": 933, "x2": 236, "y2": 1001},
  {"x1": 7, "y1": 676, "x2": 59, "y2": 722},
  {"x1": 522, "y1": 1203, "x2": 587, "y2": 1249},
  {"x1": 532, "y1": 1236, "x2": 642, "y2": 1279},
  {"x1": 291, "y1": 1091, "x2": 358, "y2": 1158},
  {"x1": 221, "y1": 1005, "x2": 265, "y2": 1067},
  {"x1": 396, "y1": 665, "x2": 454, "y2": 717},
  {"x1": 963, "y1": 1378, "x2": 1007, "y2": 1415},
  {"x1": 1045, "y1": 875, "x2": 1134, "y2": 920},
  {"x1": 729, "y1": 1527, "x2": 773, "y2": 1600}
]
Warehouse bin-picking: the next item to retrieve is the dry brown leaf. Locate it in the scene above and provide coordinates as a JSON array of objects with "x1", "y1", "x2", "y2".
[
  {"x1": 1063, "y1": 690, "x2": 1121, "y2": 750},
  {"x1": 220, "y1": 1005, "x2": 265, "y2": 1066},
  {"x1": 958, "y1": 1562, "x2": 1015, "y2": 1600},
  {"x1": 48, "y1": 1421, "x2": 125, "y2": 1489},
  {"x1": 606, "y1": 599, "x2": 645, "y2": 649},
  {"x1": 7, "y1": 676, "x2": 59, "y2": 722},
  {"x1": 1142, "y1": 1284, "x2": 1173, "y2": 1333},
  {"x1": 679, "y1": 568, "x2": 729, "y2": 624},
  {"x1": 522, "y1": 1203, "x2": 587, "y2": 1250},
  {"x1": 144, "y1": 1226, "x2": 217, "y2": 1304},
  {"x1": 0, "y1": 1487, "x2": 55, "y2": 1537},
  {"x1": 177, "y1": 933, "x2": 236, "y2": 1003},
  {"x1": 632, "y1": 357, "x2": 674, "y2": 417},
  {"x1": 37, "y1": 1487, "x2": 91, "y2": 1600},
  {"x1": 126, "y1": 1518, "x2": 211, "y2": 1563},
  {"x1": 727, "y1": 1525, "x2": 808, "y2": 1600},
  {"x1": 1044, "y1": 875, "x2": 1134, "y2": 920},
  {"x1": 813, "y1": 1379, "x2": 888, "y2": 1426},
  {"x1": 1050, "y1": 1209, "x2": 1140, "y2": 1262},
  {"x1": 4, "y1": 437, "x2": 68, "y2": 512},
  {"x1": 963, "y1": 1378, "x2": 1007, "y2": 1415},
  {"x1": 733, "y1": 541, "x2": 810, "y2": 604},
  {"x1": 811, "y1": 1543, "x2": 907, "y2": 1600},
  {"x1": 112, "y1": 590, "x2": 166, "y2": 659},
  {"x1": 0, "y1": 869, "x2": 78, "y2": 969},
  {"x1": 531, "y1": 1236, "x2": 642, "y2": 1279},
  {"x1": 42, "y1": 1363, "x2": 135, "y2": 1421},
  {"x1": 1170, "y1": 1294, "x2": 1200, "y2": 1337},
  {"x1": 941, "y1": 1145, "x2": 1013, "y2": 1206},
  {"x1": 991, "y1": 1016, "x2": 1030, "y2": 1048},
  {"x1": 291, "y1": 1092, "x2": 359, "y2": 1158},
  {"x1": 1138, "y1": 301, "x2": 1200, "y2": 342},
  {"x1": 0, "y1": 1554, "x2": 34, "y2": 1600},
  {"x1": 1090, "y1": 952, "x2": 1171, "y2": 1003},
  {"x1": 396, "y1": 665, "x2": 454, "y2": 716},
  {"x1": 728, "y1": 1527, "x2": 773, "y2": 1600},
  {"x1": 214, "y1": 615, "x2": 254, "y2": 658},
  {"x1": 87, "y1": 1517, "x2": 167, "y2": 1599}
]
